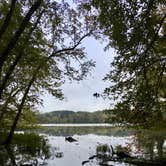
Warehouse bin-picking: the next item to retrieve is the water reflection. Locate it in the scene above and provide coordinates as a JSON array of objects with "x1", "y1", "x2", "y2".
[
  {"x1": 0, "y1": 126, "x2": 166, "y2": 166},
  {"x1": 39, "y1": 126, "x2": 166, "y2": 166},
  {"x1": 0, "y1": 133, "x2": 50, "y2": 166},
  {"x1": 131, "y1": 129, "x2": 166, "y2": 160},
  {"x1": 37, "y1": 126, "x2": 134, "y2": 137}
]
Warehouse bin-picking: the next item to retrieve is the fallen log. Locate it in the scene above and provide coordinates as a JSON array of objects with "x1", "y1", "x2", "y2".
[
  {"x1": 100, "y1": 157, "x2": 166, "y2": 166},
  {"x1": 124, "y1": 158, "x2": 166, "y2": 166}
]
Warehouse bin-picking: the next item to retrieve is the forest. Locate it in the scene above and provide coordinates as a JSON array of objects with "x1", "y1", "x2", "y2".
[
  {"x1": 37, "y1": 110, "x2": 108, "y2": 123},
  {"x1": 0, "y1": 1, "x2": 165, "y2": 163}
]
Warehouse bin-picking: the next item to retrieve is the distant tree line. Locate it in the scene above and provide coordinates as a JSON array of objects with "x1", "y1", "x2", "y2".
[{"x1": 37, "y1": 110, "x2": 108, "y2": 124}]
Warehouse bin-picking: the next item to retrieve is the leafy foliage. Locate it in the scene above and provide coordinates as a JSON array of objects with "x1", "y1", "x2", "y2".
[
  {"x1": 78, "y1": 0, "x2": 166, "y2": 126},
  {"x1": 0, "y1": 0, "x2": 96, "y2": 144}
]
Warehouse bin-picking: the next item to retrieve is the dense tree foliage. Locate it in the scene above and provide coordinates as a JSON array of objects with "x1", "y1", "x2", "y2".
[
  {"x1": 0, "y1": 0, "x2": 96, "y2": 145},
  {"x1": 0, "y1": 0, "x2": 165, "y2": 146},
  {"x1": 78, "y1": 0, "x2": 166, "y2": 127}
]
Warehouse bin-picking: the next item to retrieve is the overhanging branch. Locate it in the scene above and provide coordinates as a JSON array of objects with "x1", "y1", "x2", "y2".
[
  {"x1": 142, "y1": 14, "x2": 166, "y2": 58},
  {"x1": 49, "y1": 31, "x2": 92, "y2": 59}
]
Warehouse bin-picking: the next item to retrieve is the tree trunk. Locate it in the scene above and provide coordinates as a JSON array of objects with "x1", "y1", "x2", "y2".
[
  {"x1": 0, "y1": 0, "x2": 42, "y2": 78},
  {"x1": 2, "y1": 66, "x2": 39, "y2": 145},
  {"x1": 0, "y1": 0, "x2": 17, "y2": 40},
  {"x1": 0, "y1": 88, "x2": 20, "y2": 126},
  {"x1": 0, "y1": 9, "x2": 44, "y2": 99}
]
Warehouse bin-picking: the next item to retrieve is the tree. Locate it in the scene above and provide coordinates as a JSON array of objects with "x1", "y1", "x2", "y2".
[
  {"x1": 0, "y1": 0, "x2": 43, "y2": 77},
  {"x1": 0, "y1": 0, "x2": 95, "y2": 145},
  {"x1": 78, "y1": 0, "x2": 166, "y2": 126}
]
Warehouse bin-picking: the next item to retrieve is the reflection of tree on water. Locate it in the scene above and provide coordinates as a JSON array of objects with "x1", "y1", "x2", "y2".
[
  {"x1": 0, "y1": 133, "x2": 50, "y2": 165},
  {"x1": 6, "y1": 127, "x2": 164, "y2": 166},
  {"x1": 129, "y1": 130, "x2": 166, "y2": 160},
  {"x1": 81, "y1": 129, "x2": 166, "y2": 166},
  {"x1": 93, "y1": 141, "x2": 166, "y2": 166},
  {"x1": 0, "y1": 146, "x2": 17, "y2": 166},
  {"x1": 38, "y1": 126, "x2": 134, "y2": 137}
]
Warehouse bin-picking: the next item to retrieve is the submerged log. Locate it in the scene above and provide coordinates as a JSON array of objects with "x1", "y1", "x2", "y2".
[
  {"x1": 86, "y1": 144, "x2": 166, "y2": 166},
  {"x1": 110, "y1": 145, "x2": 132, "y2": 159},
  {"x1": 89, "y1": 155, "x2": 98, "y2": 160},
  {"x1": 99, "y1": 156, "x2": 166, "y2": 166},
  {"x1": 65, "y1": 136, "x2": 77, "y2": 142},
  {"x1": 82, "y1": 160, "x2": 90, "y2": 165},
  {"x1": 89, "y1": 153, "x2": 166, "y2": 166}
]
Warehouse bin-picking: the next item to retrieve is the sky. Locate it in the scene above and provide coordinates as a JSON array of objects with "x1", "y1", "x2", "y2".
[{"x1": 39, "y1": 37, "x2": 116, "y2": 113}]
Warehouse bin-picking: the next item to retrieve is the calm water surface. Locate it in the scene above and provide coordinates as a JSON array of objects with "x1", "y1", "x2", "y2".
[
  {"x1": 1, "y1": 124, "x2": 166, "y2": 166},
  {"x1": 37, "y1": 124, "x2": 166, "y2": 166},
  {"x1": 39, "y1": 123, "x2": 113, "y2": 127}
]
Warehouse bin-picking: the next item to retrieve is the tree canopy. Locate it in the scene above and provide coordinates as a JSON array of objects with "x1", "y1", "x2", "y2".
[
  {"x1": 0, "y1": 0, "x2": 166, "y2": 146},
  {"x1": 0, "y1": 0, "x2": 96, "y2": 145},
  {"x1": 78, "y1": 0, "x2": 166, "y2": 127}
]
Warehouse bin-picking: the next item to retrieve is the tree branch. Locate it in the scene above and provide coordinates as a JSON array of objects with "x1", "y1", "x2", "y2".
[
  {"x1": 143, "y1": 14, "x2": 166, "y2": 58},
  {"x1": 49, "y1": 31, "x2": 92, "y2": 58},
  {"x1": 0, "y1": 9, "x2": 45, "y2": 100},
  {"x1": 0, "y1": 0, "x2": 17, "y2": 40}
]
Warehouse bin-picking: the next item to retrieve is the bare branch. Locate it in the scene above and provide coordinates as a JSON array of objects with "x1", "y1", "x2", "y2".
[{"x1": 49, "y1": 31, "x2": 92, "y2": 58}]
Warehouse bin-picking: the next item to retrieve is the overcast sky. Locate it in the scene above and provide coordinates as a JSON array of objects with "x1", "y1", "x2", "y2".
[{"x1": 39, "y1": 37, "x2": 116, "y2": 113}]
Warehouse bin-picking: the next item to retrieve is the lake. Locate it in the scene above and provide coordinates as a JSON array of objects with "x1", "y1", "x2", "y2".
[
  {"x1": 1, "y1": 124, "x2": 166, "y2": 166},
  {"x1": 37, "y1": 124, "x2": 166, "y2": 166}
]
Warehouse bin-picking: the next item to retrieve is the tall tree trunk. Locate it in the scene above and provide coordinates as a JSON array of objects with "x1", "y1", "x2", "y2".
[
  {"x1": 2, "y1": 66, "x2": 39, "y2": 145},
  {"x1": 0, "y1": 0, "x2": 42, "y2": 78},
  {"x1": 0, "y1": 0, "x2": 17, "y2": 40},
  {"x1": 0, "y1": 89, "x2": 14, "y2": 123},
  {"x1": 0, "y1": 10, "x2": 44, "y2": 99},
  {"x1": 0, "y1": 88, "x2": 20, "y2": 126}
]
